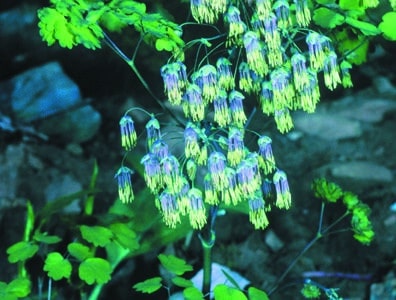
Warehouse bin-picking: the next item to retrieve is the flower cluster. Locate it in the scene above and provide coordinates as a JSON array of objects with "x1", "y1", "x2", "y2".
[{"x1": 116, "y1": 0, "x2": 355, "y2": 231}]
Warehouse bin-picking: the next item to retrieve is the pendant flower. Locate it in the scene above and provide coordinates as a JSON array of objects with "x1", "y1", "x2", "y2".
[
  {"x1": 119, "y1": 115, "x2": 137, "y2": 151},
  {"x1": 115, "y1": 166, "x2": 134, "y2": 203}
]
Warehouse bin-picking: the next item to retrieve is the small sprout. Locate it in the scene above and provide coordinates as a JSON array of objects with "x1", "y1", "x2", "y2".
[{"x1": 301, "y1": 281, "x2": 321, "y2": 299}]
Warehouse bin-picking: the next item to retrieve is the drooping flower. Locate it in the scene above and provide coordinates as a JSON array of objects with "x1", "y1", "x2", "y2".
[
  {"x1": 243, "y1": 31, "x2": 269, "y2": 76},
  {"x1": 229, "y1": 90, "x2": 247, "y2": 127},
  {"x1": 290, "y1": 53, "x2": 310, "y2": 92},
  {"x1": 270, "y1": 67, "x2": 295, "y2": 110},
  {"x1": 238, "y1": 62, "x2": 255, "y2": 94},
  {"x1": 183, "y1": 83, "x2": 205, "y2": 121},
  {"x1": 213, "y1": 90, "x2": 231, "y2": 127},
  {"x1": 257, "y1": 135, "x2": 276, "y2": 174},
  {"x1": 190, "y1": 0, "x2": 215, "y2": 23},
  {"x1": 294, "y1": 0, "x2": 311, "y2": 27},
  {"x1": 115, "y1": 166, "x2": 134, "y2": 203},
  {"x1": 236, "y1": 153, "x2": 261, "y2": 196},
  {"x1": 216, "y1": 57, "x2": 235, "y2": 91},
  {"x1": 188, "y1": 188, "x2": 207, "y2": 229},
  {"x1": 227, "y1": 127, "x2": 245, "y2": 166},
  {"x1": 161, "y1": 155, "x2": 182, "y2": 190},
  {"x1": 145, "y1": 117, "x2": 161, "y2": 150},
  {"x1": 273, "y1": 169, "x2": 291, "y2": 209},
  {"x1": 208, "y1": 151, "x2": 228, "y2": 191},
  {"x1": 193, "y1": 65, "x2": 218, "y2": 103},
  {"x1": 273, "y1": 0, "x2": 291, "y2": 30},
  {"x1": 306, "y1": 32, "x2": 330, "y2": 70},
  {"x1": 260, "y1": 81, "x2": 274, "y2": 115},
  {"x1": 204, "y1": 173, "x2": 219, "y2": 205},
  {"x1": 323, "y1": 51, "x2": 341, "y2": 91},
  {"x1": 340, "y1": 60, "x2": 353, "y2": 88},
  {"x1": 184, "y1": 122, "x2": 201, "y2": 160},
  {"x1": 256, "y1": 0, "x2": 272, "y2": 19},
  {"x1": 298, "y1": 70, "x2": 320, "y2": 113},
  {"x1": 141, "y1": 153, "x2": 162, "y2": 193},
  {"x1": 150, "y1": 140, "x2": 169, "y2": 161},
  {"x1": 248, "y1": 192, "x2": 270, "y2": 229},
  {"x1": 119, "y1": 115, "x2": 137, "y2": 151},
  {"x1": 274, "y1": 108, "x2": 294, "y2": 133},
  {"x1": 158, "y1": 189, "x2": 180, "y2": 228},
  {"x1": 263, "y1": 13, "x2": 282, "y2": 65},
  {"x1": 160, "y1": 62, "x2": 187, "y2": 105},
  {"x1": 224, "y1": 6, "x2": 246, "y2": 46},
  {"x1": 222, "y1": 167, "x2": 243, "y2": 205}
]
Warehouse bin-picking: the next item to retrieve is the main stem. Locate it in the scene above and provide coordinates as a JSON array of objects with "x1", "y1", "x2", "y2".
[{"x1": 201, "y1": 230, "x2": 215, "y2": 298}]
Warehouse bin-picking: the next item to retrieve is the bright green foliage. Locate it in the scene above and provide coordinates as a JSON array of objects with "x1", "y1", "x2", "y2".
[
  {"x1": 33, "y1": 231, "x2": 62, "y2": 244},
  {"x1": 379, "y1": 12, "x2": 396, "y2": 41},
  {"x1": 248, "y1": 287, "x2": 270, "y2": 300},
  {"x1": 67, "y1": 242, "x2": 94, "y2": 261},
  {"x1": 313, "y1": 7, "x2": 345, "y2": 29},
  {"x1": 213, "y1": 284, "x2": 247, "y2": 300},
  {"x1": 78, "y1": 257, "x2": 112, "y2": 285},
  {"x1": 0, "y1": 278, "x2": 31, "y2": 300},
  {"x1": 44, "y1": 252, "x2": 72, "y2": 281},
  {"x1": 158, "y1": 254, "x2": 193, "y2": 276},
  {"x1": 37, "y1": 0, "x2": 184, "y2": 56},
  {"x1": 311, "y1": 178, "x2": 344, "y2": 203},
  {"x1": 6, "y1": 241, "x2": 39, "y2": 263},
  {"x1": 301, "y1": 283, "x2": 321, "y2": 298},
  {"x1": 80, "y1": 225, "x2": 113, "y2": 247},
  {"x1": 345, "y1": 17, "x2": 381, "y2": 35},
  {"x1": 109, "y1": 223, "x2": 139, "y2": 251},
  {"x1": 351, "y1": 203, "x2": 375, "y2": 245},
  {"x1": 183, "y1": 286, "x2": 205, "y2": 300},
  {"x1": 132, "y1": 277, "x2": 162, "y2": 294},
  {"x1": 171, "y1": 276, "x2": 194, "y2": 288}
]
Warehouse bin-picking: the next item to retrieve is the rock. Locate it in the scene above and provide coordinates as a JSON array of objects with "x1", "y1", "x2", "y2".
[
  {"x1": 373, "y1": 76, "x2": 396, "y2": 96},
  {"x1": 338, "y1": 99, "x2": 396, "y2": 123},
  {"x1": 293, "y1": 112, "x2": 362, "y2": 140},
  {"x1": 330, "y1": 161, "x2": 393, "y2": 183},
  {"x1": 264, "y1": 229, "x2": 284, "y2": 252},
  {"x1": 0, "y1": 144, "x2": 25, "y2": 201},
  {"x1": 0, "y1": 61, "x2": 101, "y2": 143},
  {"x1": 44, "y1": 173, "x2": 82, "y2": 213}
]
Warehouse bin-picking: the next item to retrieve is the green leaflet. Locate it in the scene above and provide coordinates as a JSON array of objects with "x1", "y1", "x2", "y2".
[
  {"x1": 132, "y1": 277, "x2": 162, "y2": 294},
  {"x1": 171, "y1": 276, "x2": 194, "y2": 288},
  {"x1": 80, "y1": 225, "x2": 113, "y2": 247},
  {"x1": 0, "y1": 278, "x2": 31, "y2": 299},
  {"x1": 183, "y1": 286, "x2": 205, "y2": 300},
  {"x1": 78, "y1": 257, "x2": 112, "y2": 285},
  {"x1": 345, "y1": 17, "x2": 381, "y2": 36},
  {"x1": 213, "y1": 284, "x2": 247, "y2": 300},
  {"x1": 44, "y1": 252, "x2": 72, "y2": 281},
  {"x1": 67, "y1": 242, "x2": 94, "y2": 261},
  {"x1": 158, "y1": 254, "x2": 193, "y2": 276},
  {"x1": 6, "y1": 241, "x2": 39, "y2": 263},
  {"x1": 379, "y1": 12, "x2": 396, "y2": 41},
  {"x1": 313, "y1": 7, "x2": 345, "y2": 29},
  {"x1": 248, "y1": 287, "x2": 270, "y2": 300}
]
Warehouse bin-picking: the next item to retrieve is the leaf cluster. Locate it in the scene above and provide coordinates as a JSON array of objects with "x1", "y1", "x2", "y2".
[
  {"x1": 37, "y1": 0, "x2": 184, "y2": 55},
  {"x1": 311, "y1": 0, "x2": 396, "y2": 64}
]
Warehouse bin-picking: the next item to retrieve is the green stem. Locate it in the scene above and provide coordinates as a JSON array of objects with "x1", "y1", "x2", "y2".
[{"x1": 200, "y1": 230, "x2": 216, "y2": 299}]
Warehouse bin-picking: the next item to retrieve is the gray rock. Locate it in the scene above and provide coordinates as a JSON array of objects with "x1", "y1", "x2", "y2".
[
  {"x1": 293, "y1": 112, "x2": 362, "y2": 140},
  {"x1": 330, "y1": 161, "x2": 393, "y2": 183},
  {"x1": 0, "y1": 61, "x2": 101, "y2": 143},
  {"x1": 338, "y1": 99, "x2": 396, "y2": 123}
]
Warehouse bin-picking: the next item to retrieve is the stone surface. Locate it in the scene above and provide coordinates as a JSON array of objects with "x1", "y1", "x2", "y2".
[
  {"x1": 293, "y1": 112, "x2": 362, "y2": 140},
  {"x1": 0, "y1": 61, "x2": 101, "y2": 143},
  {"x1": 330, "y1": 161, "x2": 393, "y2": 183}
]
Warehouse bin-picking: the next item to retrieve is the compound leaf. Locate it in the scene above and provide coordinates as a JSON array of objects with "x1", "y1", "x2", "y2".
[
  {"x1": 6, "y1": 241, "x2": 39, "y2": 263},
  {"x1": 158, "y1": 254, "x2": 193, "y2": 275},
  {"x1": 78, "y1": 257, "x2": 112, "y2": 285},
  {"x1": 80, "y1": 225, "x2": 113, "y2": 247},
  {"x1": 133, "y1": 277, "x2": 162, "y2": 294},
  {"x1": 44, "y1": 252, "x2": 72, "y2": 281}
]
